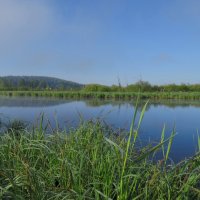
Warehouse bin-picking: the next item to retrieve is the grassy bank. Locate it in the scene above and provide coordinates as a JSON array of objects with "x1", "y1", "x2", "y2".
[
  {"x1": 0, "y1": 103, "x2": 200, "y2": 199},
  {"x1": 2, "y1": 90, "x2": 200, "y2": 100}
]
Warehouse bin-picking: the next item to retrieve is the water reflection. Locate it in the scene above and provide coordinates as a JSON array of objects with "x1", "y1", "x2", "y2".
[
  {"x1": 0, "y1": 96, "x2": 200, "y2": 162},
  {"x1": 0, "y1": 96, "x2": 67, "y2": 107},
  {"x1": 85, "y1": 99, "x2": 200, "y2": 110},
  {"x1": 1, "y1": 96, "x2": 200, "y2": 110}
]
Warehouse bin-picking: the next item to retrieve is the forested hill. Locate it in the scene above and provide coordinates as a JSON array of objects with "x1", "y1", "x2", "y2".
[{"x1": 0, "y1": 76, "x2": 84, "y2": 90}]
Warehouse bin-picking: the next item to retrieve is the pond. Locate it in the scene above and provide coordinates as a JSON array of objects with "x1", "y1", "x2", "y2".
[{"x1": 0, "y1": 96, "x2": 200, "y2": 162}]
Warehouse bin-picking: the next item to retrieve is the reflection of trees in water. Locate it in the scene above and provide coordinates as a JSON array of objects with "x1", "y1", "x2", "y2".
[
  {"x1": 84, "y1": 99, "x2": 149, "y2": 111},
  {"x1": 84, "y1": 99, "x2": 200, "y2": 111},
  {"x1": 150, "y1": 99, "x2": 200, "y2": 109},
  {"x1": 1, "y1": 96, "x2": 200, "y2": 110}
]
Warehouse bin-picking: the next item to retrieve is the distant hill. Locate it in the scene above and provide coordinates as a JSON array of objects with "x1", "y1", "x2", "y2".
[{"x1": 0, "y1": 76, "x2": 84, "y2": 90}]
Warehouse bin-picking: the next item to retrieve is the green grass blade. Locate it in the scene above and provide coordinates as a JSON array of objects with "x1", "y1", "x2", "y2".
[
  {"x1": 161, "y1": 124, "x2": 166, "y2": 158},
  {"x1": 165, "y1": 126, "x2": 176, "y2": 162}
]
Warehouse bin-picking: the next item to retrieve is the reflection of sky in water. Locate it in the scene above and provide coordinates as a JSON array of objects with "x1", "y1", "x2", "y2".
[{"x1": 0, "y1": 96, "x2": 200, "y2": 162}]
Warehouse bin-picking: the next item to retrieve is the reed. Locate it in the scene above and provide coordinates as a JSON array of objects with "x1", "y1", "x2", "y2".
[{"x1": 2, "y1": 90, "x2": 200, "y2": 100}]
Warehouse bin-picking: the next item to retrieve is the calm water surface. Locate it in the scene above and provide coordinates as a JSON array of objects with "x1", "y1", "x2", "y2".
[{"x1": 0, "y1": 96, "x2": 200, "y2": 162}]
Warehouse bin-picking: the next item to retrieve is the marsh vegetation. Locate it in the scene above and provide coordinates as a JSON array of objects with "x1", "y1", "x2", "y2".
[{"x1": 0, "y1": 102, "x2": 200, "y2": 199}]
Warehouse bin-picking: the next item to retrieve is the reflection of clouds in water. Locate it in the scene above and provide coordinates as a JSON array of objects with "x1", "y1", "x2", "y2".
[{"x1": 0, "y1": 96, "x2": 69, "y2": 107}]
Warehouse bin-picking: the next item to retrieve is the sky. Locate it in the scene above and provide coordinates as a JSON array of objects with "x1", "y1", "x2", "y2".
[{"x1": 0, "y1": 0, "x2": 200, "y2": 85}]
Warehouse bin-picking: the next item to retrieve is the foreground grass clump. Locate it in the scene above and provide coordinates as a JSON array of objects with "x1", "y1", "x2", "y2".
[{"x1": 0, "y1": 110, "x2": 200, "y2": 199}]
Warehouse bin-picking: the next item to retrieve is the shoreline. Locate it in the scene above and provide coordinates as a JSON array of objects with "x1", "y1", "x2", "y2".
[{"x1": 1, "y1": 90, "x2": 200, "y2": 100}]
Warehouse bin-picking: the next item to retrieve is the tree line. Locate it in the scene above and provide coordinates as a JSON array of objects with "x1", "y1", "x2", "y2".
[
  {"x1": 1, "y1": 77, "x2": 200, "y2": 92},
  {"x1": 83, "y1": 81, "x2": 200, "y2": 92}
]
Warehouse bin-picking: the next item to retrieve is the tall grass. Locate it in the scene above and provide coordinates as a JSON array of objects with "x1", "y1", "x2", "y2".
[
  {"x1": 0, "y1": 103, "x2": 200, "y2": 199},
  {"x1": 2, "y1": 90, "x2": 200, "y2": 100}
]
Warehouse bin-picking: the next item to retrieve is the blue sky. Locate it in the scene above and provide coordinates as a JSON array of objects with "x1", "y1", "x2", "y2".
[{"x1": 0, "y1": 0, "x2": 200, "y2": 85}]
